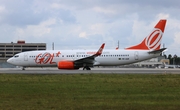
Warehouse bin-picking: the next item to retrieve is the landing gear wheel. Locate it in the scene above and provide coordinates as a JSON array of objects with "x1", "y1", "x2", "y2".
[
  {"x1": 22, "y1": 67, "x2": 25, "y2": 70},
  {"x1": 83, "y1": 66, "x2": 91, "y2": 70},
  {"x1": 87, "y1": 67, "x2": 91, "y2": 70}
]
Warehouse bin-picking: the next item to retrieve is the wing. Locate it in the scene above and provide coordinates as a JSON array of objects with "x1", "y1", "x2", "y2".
[{"x1": 74, "y1": 43, "x2": 105, "y2": 67}]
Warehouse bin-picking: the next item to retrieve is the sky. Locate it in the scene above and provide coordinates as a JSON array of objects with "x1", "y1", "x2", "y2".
[{"x1": 0, "y1": 0, "x2": 180, "y2": 56}]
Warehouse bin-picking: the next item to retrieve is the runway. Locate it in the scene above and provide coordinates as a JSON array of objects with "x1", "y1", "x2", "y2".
[{"x1": 1, "y1": 67, "x2": 180, "y2": 74}]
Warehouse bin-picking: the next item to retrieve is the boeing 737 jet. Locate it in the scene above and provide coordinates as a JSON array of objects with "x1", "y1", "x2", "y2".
[{"x1": 7, "y1": 19, "x2": 167, "y2": 70}]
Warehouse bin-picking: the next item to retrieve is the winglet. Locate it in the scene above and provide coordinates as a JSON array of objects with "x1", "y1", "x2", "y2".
[{"x1": 95, "y1": 43, "x2": 105, "y2": 56}]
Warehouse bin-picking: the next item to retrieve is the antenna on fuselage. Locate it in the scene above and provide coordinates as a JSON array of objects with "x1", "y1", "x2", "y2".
[{"x1": 52, "y1": 42, "x2": 54, "y2": 50}]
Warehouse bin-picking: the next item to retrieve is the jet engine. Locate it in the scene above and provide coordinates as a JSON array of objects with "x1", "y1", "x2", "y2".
[{"x1": 57, "y1": 61, "x2": 79, "y2": 69}]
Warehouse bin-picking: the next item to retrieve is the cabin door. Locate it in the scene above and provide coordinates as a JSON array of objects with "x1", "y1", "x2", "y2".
[
  {"x1": 24, "y1": 53, "x2": 28, "y2": 61},
  {"x1": 134, "y1": 51, "x2": 139, "y2": 60}
]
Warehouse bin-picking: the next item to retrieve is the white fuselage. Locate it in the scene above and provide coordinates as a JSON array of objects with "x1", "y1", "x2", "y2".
[{"x1": 7, "y1": 49, "x2": 160, "y2": 67}]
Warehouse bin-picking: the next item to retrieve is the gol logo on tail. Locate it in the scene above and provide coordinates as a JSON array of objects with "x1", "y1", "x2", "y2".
[{"x1": 145, "y1": 28, "x2": 162, "y2": 50}]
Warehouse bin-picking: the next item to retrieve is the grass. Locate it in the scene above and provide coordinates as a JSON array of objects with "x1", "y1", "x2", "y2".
[{"x1": 0, "y1": 74, "x2": 180, "y2": 110}]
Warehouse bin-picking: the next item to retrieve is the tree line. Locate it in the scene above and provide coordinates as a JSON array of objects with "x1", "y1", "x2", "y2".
[{"x1": 164, "y1": 54, "x2": 180, "y2": 65}]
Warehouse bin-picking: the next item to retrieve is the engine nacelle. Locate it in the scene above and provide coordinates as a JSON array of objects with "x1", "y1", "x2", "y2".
[{"x1": 57, "y1": 61, "x2": 79, "y2": 69}]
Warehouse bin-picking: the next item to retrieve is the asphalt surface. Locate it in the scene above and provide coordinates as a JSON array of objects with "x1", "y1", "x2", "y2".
[{"x1": 0, "y1": 67, "x2": 180, "y2": 74}]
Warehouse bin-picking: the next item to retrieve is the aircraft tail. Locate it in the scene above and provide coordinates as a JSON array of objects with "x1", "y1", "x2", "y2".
[{"x1": 125, "y1": 19, "x2": 167, "y2": 50}]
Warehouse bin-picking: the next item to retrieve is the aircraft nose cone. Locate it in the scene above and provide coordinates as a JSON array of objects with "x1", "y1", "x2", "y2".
[{"x1": 7, "y1": 58, "x2": 13, "y2": 64}]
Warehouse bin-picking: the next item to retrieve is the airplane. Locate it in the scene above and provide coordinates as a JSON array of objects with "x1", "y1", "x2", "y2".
[{"x1": 7, "y1": 19, "x2": 167, "y2": 70}]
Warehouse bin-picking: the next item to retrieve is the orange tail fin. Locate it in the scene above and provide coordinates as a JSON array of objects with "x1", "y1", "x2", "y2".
[{"x1": 125, "y1": 19, "x2": 167, "y2": 50}]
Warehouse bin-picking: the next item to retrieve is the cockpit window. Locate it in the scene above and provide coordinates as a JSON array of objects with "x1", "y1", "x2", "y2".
[{"x1": 14, "y1": 55, "x2": 19, "y2": 58}]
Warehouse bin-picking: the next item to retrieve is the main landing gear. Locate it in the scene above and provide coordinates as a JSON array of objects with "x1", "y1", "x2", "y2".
[{"x1": 83, "y1": 66, "x2": 91, "y2": 70}]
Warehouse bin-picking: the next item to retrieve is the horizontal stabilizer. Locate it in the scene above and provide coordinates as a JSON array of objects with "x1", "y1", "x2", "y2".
[{"x1": 148, "y1": 48, "x2": 167, "y2": 54}]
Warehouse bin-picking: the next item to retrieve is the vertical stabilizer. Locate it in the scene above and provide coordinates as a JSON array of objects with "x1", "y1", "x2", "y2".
[{"x1": 125, "y1": 19, "x2": 167, "y2": 50}]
